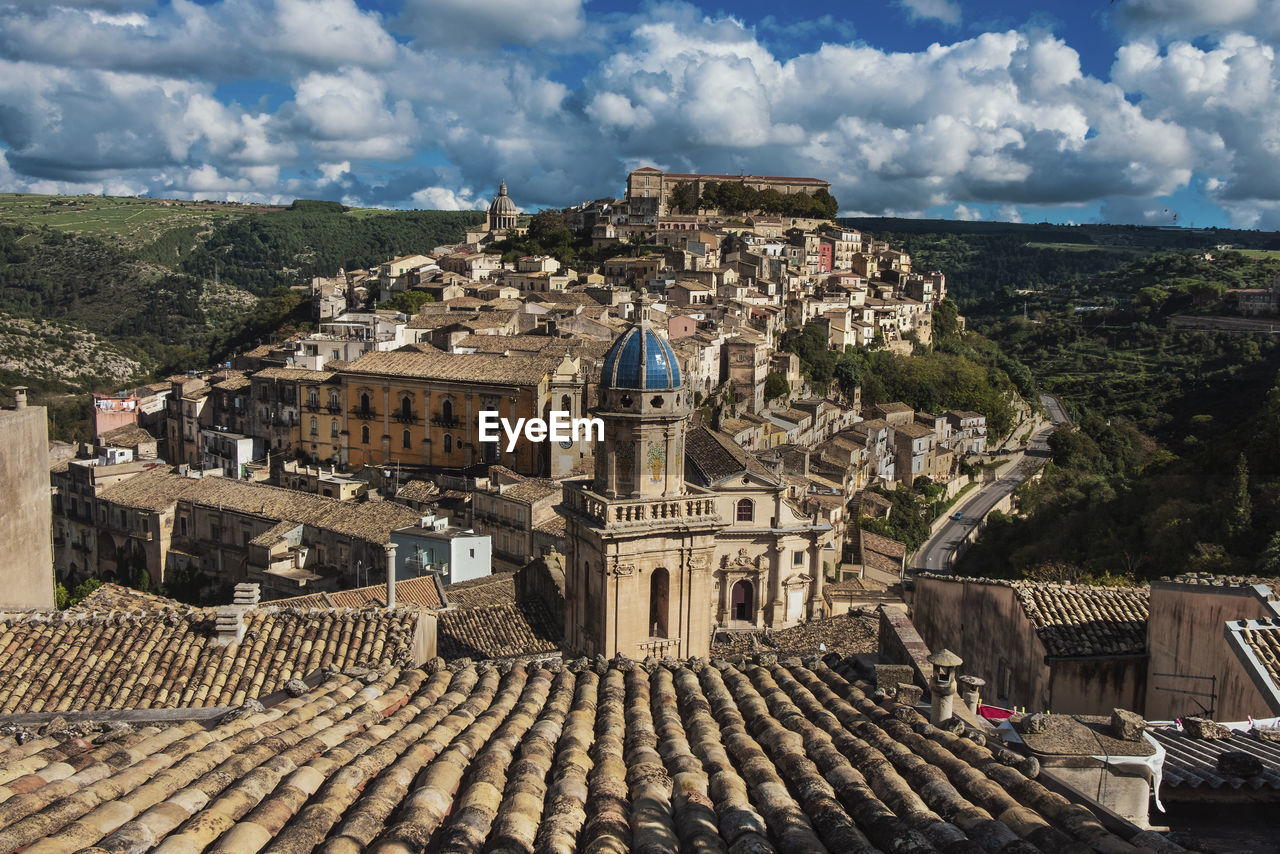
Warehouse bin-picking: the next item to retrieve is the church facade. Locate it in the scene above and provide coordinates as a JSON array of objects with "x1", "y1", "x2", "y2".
[{"x1": 558, "y1": 293, "x2": 833, "y2": 659}]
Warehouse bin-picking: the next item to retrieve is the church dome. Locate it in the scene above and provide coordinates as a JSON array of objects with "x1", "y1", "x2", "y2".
[
  {"x1": 601, "y1": 324, "x2": 681, "y2": 390},
  {"x1": 489, "y1": 181, "x2": 517, "y2": 216}
]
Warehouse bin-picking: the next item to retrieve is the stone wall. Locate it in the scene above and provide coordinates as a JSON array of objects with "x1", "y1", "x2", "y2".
[{"x1": 0, "y1": 408, "x2": 53, "y2": 609}]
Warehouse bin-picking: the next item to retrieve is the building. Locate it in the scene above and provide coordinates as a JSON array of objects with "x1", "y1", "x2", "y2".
[
  {"x1": 559, "y1": 293, "x2": 832, "y2": 660},
  {"x1": 0, "y1": 390, "x2": 53, "y2": 608},
  {"x1": 391, "y1": 515, "x2": 492, "y2": 586},
  {"x1": 912, "y1": 575, "x2": 1149, "y2": 715},
  {"x1": 471, "y1": 468, "x2": 562, "y2": 571},
  {"x1": 341, "y1": 349, "x2": 586, "y2": 477},
  {"x1": 625, "y1": 167, "x2": 832, "y2": 215}
]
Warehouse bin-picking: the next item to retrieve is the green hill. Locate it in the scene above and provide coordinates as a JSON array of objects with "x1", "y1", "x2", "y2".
[{"x1": 0, "y1": 193, "x2": 482, "y2": 436}]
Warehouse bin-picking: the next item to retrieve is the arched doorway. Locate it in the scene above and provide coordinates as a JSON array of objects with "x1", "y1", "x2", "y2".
[
  {"x1": 650, "y1": 568, "x2": 669, "y2": 638},
  {"x1": 731, "y1": 579, "x2": 754, "y2": 622}
]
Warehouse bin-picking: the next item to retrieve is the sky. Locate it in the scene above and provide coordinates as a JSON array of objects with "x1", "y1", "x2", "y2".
[{"x1": 1, "y1": 0, "x2": 1279, "y2": 228}]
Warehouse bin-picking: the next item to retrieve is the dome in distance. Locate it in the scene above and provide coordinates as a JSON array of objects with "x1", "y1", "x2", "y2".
[
  {"x1": 489, "y1": 181, "x2": 517, "y2": 216},
  {"x1": 600, "y1": 325, "x2": 681, "y2": 391}
]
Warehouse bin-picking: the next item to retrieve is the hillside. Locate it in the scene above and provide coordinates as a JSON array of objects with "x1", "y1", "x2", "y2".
[{"x1": 0, "y1": 193, "x2": 482, "y2": 423}]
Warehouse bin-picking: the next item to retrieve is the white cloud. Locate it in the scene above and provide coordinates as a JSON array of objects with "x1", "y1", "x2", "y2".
[
  {"x1": 896, "y1": 0, "x2": 962, "y2": 27},
  {"x1": 954, "y1": 204, "x2": 981, "y2": 220},
  {"x1": 410, "y1": 186, "x2": 489, "y2": 211}
]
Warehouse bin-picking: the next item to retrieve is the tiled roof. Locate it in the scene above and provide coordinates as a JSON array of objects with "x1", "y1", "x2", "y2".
[
  {"x1": 713, "y1": 612, "x2": 878, "y2": 657},
  {"x1": 394, "y1": 479, "x2": 438, "y2": 503},
  {"x1": 534, "y1": 514, "x2": 567, "y2": 537},
  {"x1": 1163, "y1": 571, "x2": 1280, "y2": 591},
  {"x1": 437, "y1": 600, "x2": 560, "y2": 660},
  {"x1": 501, "y1": 478, "x2": 560, "y2": 504},
  {"x1": 96, "y1": 467, "x2": 204, "y2": 512},
  {"x1": 685, "y1": 425, "x2": 774, "y2": 486},
  {"x1": 67, "y1": 582, "x2": 179, "y2": 613},
  {"x1": 0, "y1": 606, "x2": 420, "y2": 712},
  {"x1": 274, "y1": 577, "x2": 445, "y2": 611},
  {"x1": 861, "y1": 530, "x2": 907, "y2": 577},
  {"x1": 98, "y1": 423, "x2": 156, "y2": 448},
  {"x1": 252, "y1": 367, "x2": 337, "y2": 383},
  {"x1": 442, "y1": 573, "x2": 517, "y2": 608},
  {"x1": 1151, "y1": 726, "x2": 1280, "y2": 789},
  {"x1": 920, "y1": 576, "x2": 1150, "y2": 657},
  {"x1": 0, "y1": 655, "x2": 1167, "y2": 853},
  {"x1": 344, "y1": 349, "x2": 564, "y2": 386},
  {"x1": 1237, "y1": 620, "x2": 1280, "y2": 688}
]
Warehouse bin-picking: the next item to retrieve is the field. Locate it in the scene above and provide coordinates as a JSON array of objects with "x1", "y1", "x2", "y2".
[{"x1": 0, "y1": 194, "x2": 278, "y2": 249}]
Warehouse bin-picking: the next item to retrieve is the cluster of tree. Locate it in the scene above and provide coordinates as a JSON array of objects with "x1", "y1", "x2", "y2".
[
  {"x1": 780, "y1": 309, "x2": 1025, "y2": 436},
  {"x1": 483, "y1": 209, "x2": 621, "y2": 267},
  {"x1": 855, "y1": 479, "x2": 946, "y2": 552},
  {"x1": 668, "y1": 181, "x2": 838, "y2": 219},
  {"x1": 181, "y1": 202, "x2": 483, "y2": 294}
]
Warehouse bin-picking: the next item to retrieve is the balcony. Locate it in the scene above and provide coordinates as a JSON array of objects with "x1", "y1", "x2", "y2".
[
  {"x1": 561, "y1": 483, "x2": 722, "y2": 530},
  {"x1": 430, "y1": 416, "x2": 461, "y2": 428},
  {"x1": 394, "y1": 412, "x2": 420, "y2": 424},
  {"x1": 326, "y1": 404, "x2": 342, "y2": 414},
  {"x1": 353, "y1": 409, "x2": 378, "y2": 421},
  {"x1": 637, "y1": 638, "x2": 679, "y2": 658},
  {"x1": 304, "y1": 402, "x2": 322, "y2": 412}
]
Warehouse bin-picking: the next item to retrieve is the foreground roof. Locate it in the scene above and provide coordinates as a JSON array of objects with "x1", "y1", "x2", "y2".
[
  {"x1": 0, "y1": 654, "x2": 1174, "y2": 853},
  {"x1": 0, "y1": 606, "x2": 420, "y2": 712}
]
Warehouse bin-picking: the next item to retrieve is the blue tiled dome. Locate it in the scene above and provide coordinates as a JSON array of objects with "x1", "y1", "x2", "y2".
[{"x1": 600, "y1": 325, "x2": 681, "y2": 390}]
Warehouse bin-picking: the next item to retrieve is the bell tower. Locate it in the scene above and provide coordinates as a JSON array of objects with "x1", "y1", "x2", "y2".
[{"x1": 559, "y1": 289, "x2": 724, "y2": 659}]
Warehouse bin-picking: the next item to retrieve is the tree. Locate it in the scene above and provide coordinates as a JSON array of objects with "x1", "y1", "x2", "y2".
[
  {"x1": 764, "y1": 372, "x2": 790, "y2": 403},
  {"x1": 389, "y1": 289, "x2": 436, "y2": 314},
  {"x1": 1258, "y1": 531, "x2": 1280, "y2": 576},
  {"x1": 1228, "y1": 453, "x2": 1252, "y2": 541},
  {"x1": 668, "y1": 182, "x2": 699, "y2": 214}
]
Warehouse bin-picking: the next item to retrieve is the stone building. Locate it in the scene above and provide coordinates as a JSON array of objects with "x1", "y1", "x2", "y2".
[
  {"x1": 911, "y1": 574, "x2": 1149, "y2": 715},
  {"x1": 560, "y1": 294, "x2": 832, "y2": 660},
  {"x1": 0, "y1": 390, "x2": 53, "y2": 609}
]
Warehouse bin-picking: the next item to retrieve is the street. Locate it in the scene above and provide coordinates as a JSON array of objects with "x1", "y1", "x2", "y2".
[{"x1": 911, "y1": 394, "x2": 1069, "y2": 575}]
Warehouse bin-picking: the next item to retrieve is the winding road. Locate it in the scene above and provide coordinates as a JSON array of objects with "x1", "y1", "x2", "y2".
[{"x1": 911, "y1": 394, "x2": 1069, "y2": 575}]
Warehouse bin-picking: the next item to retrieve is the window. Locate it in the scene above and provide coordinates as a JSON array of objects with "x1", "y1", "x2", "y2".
[
  {"x1": 403, "y1": 430, "x2": 411, "y2": 449},
  {"x1": 736, "y1": 498, "x2": 754, "y2": 522},
  {"x1": 310, "y1": 418, "x2": 318, "y2": 437},
  {"x1": 361, "y1": 424, "x2": 370, "y2": 444},
  {"x1": 331, "y1": 419, "x2": 340, "y2": 438},
  {"x1": 401, "y1": 396, "x2": 413, "y2": 418},
  {"x1": 441, "y1": 399, "x2": 453, "y2": 424},
  {"x1": 469, "y1": 548, "x2": 475, "y2": 558},
  {"x1": 329, "y1": 391, "x2": 340, "y2": 409},
  {"x1": 179, "y1": 517, "x2": 187, "y2": 536},
  {"x1": 793, "y1": 551, "x2": 804, "y2": 566},
  {"x1": 308, "y1": 389, "x2": 318, "y2": 407},
  {"x1": 360, "y1": 392, "x2": 371, "y2": 413},
  {"x1": 444, "y1": 434, "x2": 452, "y2": 453}
]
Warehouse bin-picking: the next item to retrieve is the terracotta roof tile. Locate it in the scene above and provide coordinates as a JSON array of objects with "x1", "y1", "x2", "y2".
[
  {"x1": 0, "y1": 656, "x2": 1162, "y2": 852},
  {"x1": 274, "y1": 577, "x2": 445, "y2": 610},
  {"x1": 0, "y1": 606, "x2": 420, "y2": 712},
  {"x1": 437, "y1": 601, "x2": 560, "y2": 660},
  {"x1": 344, "y1": 349, "x2": 565, "y2": 385}
]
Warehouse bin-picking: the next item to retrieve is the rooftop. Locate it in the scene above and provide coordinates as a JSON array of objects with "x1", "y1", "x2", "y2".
[
  {"x1": 0, "y1": 653, "x2": 1172, "y2": 853},
  {"x1": 0, "y1": 606, "x2": 420, "y2": 712},
  {"x1": 918, "y1": 575, "x2": 1150, "y2": 657},
  {"x1": 344, "y1": 349, "x2": 566, "y2": 386}
]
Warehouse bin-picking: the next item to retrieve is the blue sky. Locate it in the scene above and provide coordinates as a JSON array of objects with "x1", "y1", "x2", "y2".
[{"x1": 1, "y1": 0, "x2": 1279, "y2": 228}]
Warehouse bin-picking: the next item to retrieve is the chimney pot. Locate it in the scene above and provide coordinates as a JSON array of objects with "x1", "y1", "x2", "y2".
[{"x1": 13, "y1": 387, "x2": 27, "y2": 409}]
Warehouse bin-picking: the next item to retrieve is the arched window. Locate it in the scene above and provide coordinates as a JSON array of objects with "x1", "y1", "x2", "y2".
[
  {"x1": 402, "y1": 430, "x2": 411, "y2": 449},
  {"x1": 330, "y1": 419, "x2": 339, "y2": 438},
  {"x1": 650, "y1": 568, "x2": 669, "y2": 638},
  {"x1": 444, "y1": 434, "x2": 452, "y2": 453},
  {"x1": 736, "y1": 498, "x2": 754, "y2": 522},
  {"x1": 360, "y1": 424, "x2": 370, "y2": 445},
  {"x1": 732, "y1": 579, "x2": 754, "y2": 622},
  {"x1": 560, "y1": 394, "x2": 572, "y2": 415},
  {"x1": 309, "y1": 417, "x2": 318, "y2": 437},
  {"x1": 360, "y1": 392, "x2": 371, "y2": 413},
  {"x1": 329, "y1": 390, "x2": 340, "y2": 409},
  {"x1": 441, "y1": 398, "x2": 454, "y2": 424},
  {"x1": 308, "y1": 389, "x2": 318, "y2": 407},
  {"x1": 401, "y1": 396, "x2": 413, "y2": 418}
]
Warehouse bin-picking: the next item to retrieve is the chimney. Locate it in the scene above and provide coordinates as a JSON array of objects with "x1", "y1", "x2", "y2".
[
  {"x1": 958, "y1": 675, "x2": 984, "y2": 714},
  {"x1": 215, "y1": 606, "x2": 247, "y2": 645},
  {"x1": 928, "y1": 649, "x2": 962, "y2": 724},
  {"x1": 13, "y1": 387, "x2": 27, "y2": 409},
  {"x1": 234, "y1": 583, "x2": 260, "y2": 607},
  {"x1": 384, "y1": 542, "x2": 398, "y2": 609}
]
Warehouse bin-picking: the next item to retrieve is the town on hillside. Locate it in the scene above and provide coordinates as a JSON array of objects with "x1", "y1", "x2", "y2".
[{"x1": 0, "y1": 170, "x2": 1276, "y2": 852}]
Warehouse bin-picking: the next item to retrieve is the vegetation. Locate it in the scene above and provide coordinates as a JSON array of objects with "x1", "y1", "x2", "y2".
[
  {"x1": 764, "y1": 372, "x2": 790, "y2": 403},
  {"x1": 669, "y1": 180, "x2": 838, "y2": 219},
  {"x1": 780, "y1": 304, "x2": 1028, "y2": 437}
]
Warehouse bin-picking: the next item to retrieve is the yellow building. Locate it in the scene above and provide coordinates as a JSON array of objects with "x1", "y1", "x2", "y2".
[{"x1": 340, "y1": 348, "x2": 586, "y2": 477}]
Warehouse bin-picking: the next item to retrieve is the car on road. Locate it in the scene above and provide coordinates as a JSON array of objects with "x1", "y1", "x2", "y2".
[{"x1": 952, "y1": 511, "x2": 964, "y2": 520}]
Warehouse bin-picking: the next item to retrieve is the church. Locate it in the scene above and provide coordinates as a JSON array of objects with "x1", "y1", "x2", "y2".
[
  {"x1": 464, "y1": 180, "x2": 520, "y2": 246},
  {"x1": 558, "y1": 292, "x2": 834, "y2": 659}
]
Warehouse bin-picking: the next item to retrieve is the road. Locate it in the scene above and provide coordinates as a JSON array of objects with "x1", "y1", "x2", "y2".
[{"x1": 912, "y1": 394, "x2": 1068, "y2": 575}]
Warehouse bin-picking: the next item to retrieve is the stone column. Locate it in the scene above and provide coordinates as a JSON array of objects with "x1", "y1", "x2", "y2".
[
  {"x1": 384, "y1": 542, "x2": 397, "y2": 609},
  {"x1": 959, "y1": 675, "x2": 985, "y2": 714}
]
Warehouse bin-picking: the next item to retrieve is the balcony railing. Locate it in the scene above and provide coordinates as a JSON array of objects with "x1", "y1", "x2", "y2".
[
  {"x1": 326, "y1": 404, "x2": 342, "y2": 413},
  {"x1": 394, "y1": 412, "x2": 420, "y2": 424},
  {"x1": 562, "y1": 483, "x2": 722, "y2": 529},
  {"x1": 304, "y1": 402, "x2": 322, "y2": 412},
  {"x1": 430, "y1": 416, "x2": 461, "y2": 428},
  {"x1": 637, "y1": 638, "x2": 679, "y2": 658},
  {"x1": 353, "y1": 409, "x2": 378, "y2": 421}
]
